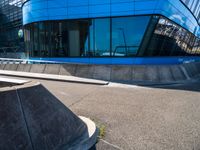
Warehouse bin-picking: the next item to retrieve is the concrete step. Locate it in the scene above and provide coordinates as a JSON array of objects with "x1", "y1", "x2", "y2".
[{"x1": 0, "y1": 70, "x2": 108, "y2": 85}]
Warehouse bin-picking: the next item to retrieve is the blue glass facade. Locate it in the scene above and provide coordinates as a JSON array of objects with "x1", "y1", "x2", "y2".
[
  {"x1": 22, "y1": 0, "x2": 200, "y2": 64},
  {"x1": 23, "y1": 0, "x2": 200, "y2": 37}
]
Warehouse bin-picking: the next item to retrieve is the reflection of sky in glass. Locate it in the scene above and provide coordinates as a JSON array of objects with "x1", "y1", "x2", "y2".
[
  {"x1": 181, "y1": 0, "x2": 200, "y2": 23},
  {"x1": 88, "y1": 18, "x2": 110, "y2": 54},
  {"x1": 112, "y1": 16, "x2": 150, "y2": 54}
]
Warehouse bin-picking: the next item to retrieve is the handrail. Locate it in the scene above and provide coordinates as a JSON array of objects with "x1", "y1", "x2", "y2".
[
  {"x1": 113, "y1": 46, "x2": 138, "y2": 56},
  {"x1": 0, "y1": 58, "x2": 61, "y2": 64}
]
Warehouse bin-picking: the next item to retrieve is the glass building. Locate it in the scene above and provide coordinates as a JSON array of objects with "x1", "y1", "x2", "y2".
[
  {"x1": 0, "y1": 0, "x2": 26, "y2": 58},
  {"x1": 6, "y1": 0, "x2": 200, "y2": 64}
]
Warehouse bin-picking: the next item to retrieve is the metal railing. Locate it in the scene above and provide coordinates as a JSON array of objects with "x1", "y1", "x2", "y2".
[{"x1": 0, "y1": 58, "x2": 62, "y2": 64}]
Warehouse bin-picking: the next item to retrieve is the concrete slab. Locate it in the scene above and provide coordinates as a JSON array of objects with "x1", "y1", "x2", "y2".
[
  {"x1": 183, "y1": 63, "x2": 199, "y2": 78},
  {"x1": 0, "y1": 70, "x2": 108, "y2": 85},
  {"x1": 111, "y1": 66, "x2": 132, "y2": 81},
  {"x1": 170, "y1": 65, "x2": 186, "y2": 81},
  {"x1": 93, "y1": 65, "x2": 111, "y2": 81},
  {"x1": 0, "y1": 64, "x2": 5, "y2": 70},
  {"x1": 75, "y1": 64, "x2": 95, "y2": 78},
  {"x1": 158, "y1": 65, "x2": 174, "y2": 82},
  {"x1": 44, "y1": 64, "x2": 61, "y2": 74},
  {"x1": 0, "y1": 77, "x2": 29, "y2": 85},
  {"x1": 4, "y1": 64, "x2": 18, "y2": 71},
  {"x1": 132, "y1": 65, "x2": 147, "y2": 81},
  {"x1": 145, "y1": 66, "x2": 160, "y2": 82},
  {"x1": 59, "y1": 64, "x2": 76, "y2": 76},
  {"x1": 17, "y1": 64, "x2": 32, "y2": 72},
  {"x1": 30, "y1": 64, "x2": 46, "y2": 73}
]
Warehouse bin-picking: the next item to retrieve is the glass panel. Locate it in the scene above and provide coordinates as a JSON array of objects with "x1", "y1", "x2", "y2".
[
  {"x1": 144, "y1": 16, "x2": 199, "y2": 56},
  {"x1": 89, "y1": 18, "x2": 110, "y2": 57},
  {"x1": 23, "y1": 15, "x2": 200, "y2": 58},
  {"x1": 111, "y1": 16, "x2": 150, "y2": 57},
  {"x1": 68, "y1": 20, "x2": 89, "y2": 57}
]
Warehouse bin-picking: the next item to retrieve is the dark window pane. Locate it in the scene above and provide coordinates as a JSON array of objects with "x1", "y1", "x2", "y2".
[{"x1": 144, "y1": 16, "x2": 200, "y2": 56}]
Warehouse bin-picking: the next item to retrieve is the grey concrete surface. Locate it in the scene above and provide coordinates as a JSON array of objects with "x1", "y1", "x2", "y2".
[
  {"x1": 0, "y1": 81, "x2": 98, "y2": 150},
  {"x1": 170, "y1": 65, "x2": 187, "y2": 81},
  {"x1": 29, "y1": 64, "x2": 46, "y2": 73},
  {"x1": 4, "y1": 64, "x2": 18, "y2": 71},
  {"x1": 1, "y1": 62, "x2": 200, "y2": 84},
  {"x1": 93, "y1": 65, "x2": 111, "y2": 81},
  {"x1": 111, "y1": 66, "x2": 132, "y2": 82},
  {"x1": 1, "y1": 75, "x2": 200, "y2": 150},
  {"x1": 158, "y1": 65, "x2": 174, "y2": 82},
  {"x1": 44, "y1": 64, "x2": 61, "y2": 74},
  {"x1": 0, "y1": 70, "x2": 109, "y2": 85},
  {"x1": 59, "y1": 64, "x2": 76, "y2": 76},
  {"x1": 0, "y1": 62, "x2": 200, "y2": 83},
  {"x1": 75, "y1": 64, "x2": 95, "y2": 78}
]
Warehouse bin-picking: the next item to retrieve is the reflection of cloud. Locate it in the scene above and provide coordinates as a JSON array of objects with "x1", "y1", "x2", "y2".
[
  {"x1": 9, "y1": 0, "x2": 23, "y2": 7},
  {"x1": 170, "y1": 14, "x2": 184, "y2": 23}
]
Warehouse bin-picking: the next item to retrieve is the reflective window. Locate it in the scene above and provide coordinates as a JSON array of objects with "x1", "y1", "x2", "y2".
[
  {"x1": 89, "y1": 18, "x2": 110, "y2": 57},
  {"x1": 24, "y1": 15, "x2": 200, "y2": 58},
  {"x1": 181, "y1": 0, "x2": 200, "y2": 24},
  {"x1": 0, "y1": 0, "x2": 24, "y2": 55},
  {"x1": 144, "y1": 16, "x2": 200, "y2": 56},
  {"x1": 111, "y1": 16, "x2": 150, "y2": 56},
  {"x1": 25, "y1": 20, "x2": 90, "y2": 57}
]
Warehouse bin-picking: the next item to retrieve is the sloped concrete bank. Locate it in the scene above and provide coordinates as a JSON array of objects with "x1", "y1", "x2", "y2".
[
  {"x1": 0, "y1": 81, "x2": 98, "y2": 150},
  {"x1": 0, "y1": 62, "x2": 200, "y2": 83}
]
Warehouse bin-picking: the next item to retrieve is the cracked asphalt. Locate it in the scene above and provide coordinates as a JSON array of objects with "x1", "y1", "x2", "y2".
[{"x1": 1, "y1": 75, "x2": 200, "y2": 150}]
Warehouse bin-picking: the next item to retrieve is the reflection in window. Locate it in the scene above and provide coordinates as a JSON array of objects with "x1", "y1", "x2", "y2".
[
  {"x1": 24, "y1": 15, "x2": 200, "y2": 58},
  {"x1": 144, "y1": 16, "x2": 200, "y2": 56},
  {"x1": 89, "y1": 18, "x2": 110, "y2": 57},
  {"x1": 112, "y1": 16, "x2": 150, "y2": 56}
]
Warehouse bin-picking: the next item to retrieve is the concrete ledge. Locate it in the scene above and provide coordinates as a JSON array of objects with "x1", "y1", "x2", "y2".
[
  {"x1": 75, "y1": 64, "x2": 95, "y2": 78},
  {"x1": 111, "y1": 66, "x2": 132, "y2": 82},
  {"x1": 132, "y1": 65, "x2": 147, "y2": 82},
  {"x1": 0, "y1": 70, "x2": 108, "y2": 85},
  {"x1": 4, "y1": 64, "x2": 18, "y2": 71},
  {"x1": 59, "y1": 64, "x2": 76, "y2": 76},
  {"x1": 170, "y1": 65, "x2": 187, "y2": 81},
  {"x1": 17, "y1": 64, "x2": 32, "y2": 72},
  {"x1": 145, "y1": 66, "x2": 160, "y2": 82},
  {"x1": 44, "y1": 64, "x2": 61, "y2": 74},
  {"x1": 93, "y1": 65, "x2": 111, "y2": 81},
  {"x1": 158, "y1": 65, "x2": 174, "y2": 82},
  {"x1": 0, "y1": 77, "x2": 29, "y2": 85},
  {"x1": 0, "y1": 62, "x2": 199, "y2": 84},
  {"x1": 30, "y1": 64, "x2": 46, "y2": 73}
]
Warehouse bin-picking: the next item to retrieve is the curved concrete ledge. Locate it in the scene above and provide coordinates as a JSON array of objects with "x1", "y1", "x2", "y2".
[
  {"x1": 1, "y1": 62, "x2": 200, "y2": 84},
  {"x1": 0, "y1": 81, "x2": 97, "y2": 150}
]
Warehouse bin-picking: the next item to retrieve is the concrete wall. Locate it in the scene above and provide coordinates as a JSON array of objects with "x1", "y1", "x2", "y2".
[{"x1": 1, "y1": 62, "x2": 200, "y2": 83}]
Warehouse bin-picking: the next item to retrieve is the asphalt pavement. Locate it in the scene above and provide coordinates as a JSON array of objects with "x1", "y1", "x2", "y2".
[{"x1": 1, "y1": 75, "x2": 200, "y2": 150}]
